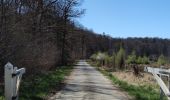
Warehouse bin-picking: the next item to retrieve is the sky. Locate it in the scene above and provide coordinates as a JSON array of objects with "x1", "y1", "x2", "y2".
[{"x1": 78, "y1": 0, "x2": 170, "y2": 38}]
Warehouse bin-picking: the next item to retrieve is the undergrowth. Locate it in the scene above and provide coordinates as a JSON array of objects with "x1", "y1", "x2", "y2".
[
  {"x1": 89, "y1": 61, "x2": 166, "y2": 100},
  {"x1": 0, "y1": 66, "x2": 73, "y2": 100}
]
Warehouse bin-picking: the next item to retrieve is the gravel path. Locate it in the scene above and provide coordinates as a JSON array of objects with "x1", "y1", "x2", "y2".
[{"x1": 49, "y1": 60, "x2": 131, "y2": 100}]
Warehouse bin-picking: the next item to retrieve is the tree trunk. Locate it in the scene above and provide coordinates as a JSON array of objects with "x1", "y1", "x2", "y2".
[{"x1": 61, "y1": 15, "x2": 67, "y2": 65}]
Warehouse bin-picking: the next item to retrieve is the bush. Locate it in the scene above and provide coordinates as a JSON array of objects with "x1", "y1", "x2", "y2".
[
  {"x1": 137, "y1": 56, "x2": 149, "y2": 64},
  {"x1": 90, "y1": 53, "x2": 97, "y2": 61},
  {"x1": 90, "y1": 52, "x2": 107, "y2": 66},
  {"x1": 104, "y1": 54, "x2": 111, "y2": 67},
  {"x1": 96, "y1": 52, "x2": 107, "y2": 61},
  {"x1": 142, "y1": 56, "x2": 149, "y2": 64},
  {"x1": 111, "y1": 52, "x2": 116, "y2": 71},
  {"x1": 157, "y1": 54, "x2": 168, "y2": 65},
  {"x1": 116, "y1": 47, "x2": 126, "y2": 69},
  {"x1": 126, "y1": 51, "x2": 149, "y2": 65},
  {"x1": 126, "y1": 51, "x2": 150, "y2": 76},
  {"x1": 126, "y1": 51, "x2": 137, "y2": 64}
]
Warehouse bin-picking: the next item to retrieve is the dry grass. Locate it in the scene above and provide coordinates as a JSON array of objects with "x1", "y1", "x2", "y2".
[
  {"x1": 112, "y1": 71, "x2": 159, "y2": 89},
  {"x1": 89, "y1": 61, "x2": 167, "y2": 100}
]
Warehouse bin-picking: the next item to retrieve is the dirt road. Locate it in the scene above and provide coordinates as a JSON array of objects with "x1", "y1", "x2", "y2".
[{"x1": 49, "y1": 60, "x2": 131, "y2": 100}]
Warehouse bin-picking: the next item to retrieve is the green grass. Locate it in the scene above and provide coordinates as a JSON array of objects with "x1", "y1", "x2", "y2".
[
  {"x1": 0, "y1": 87, "x2": 4, "y2": 100},
  {"x1": 89, "y1": 62, "x2": 166, "y2": 100},
  {"x1": 0, "y1": 66, "x2": 73, "y2": 100},
  {"x1": 20, "y1": 66, "x2": 73, "y2": 100}
]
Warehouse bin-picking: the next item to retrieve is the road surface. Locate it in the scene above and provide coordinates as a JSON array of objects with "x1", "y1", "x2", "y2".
[{"x1": 49, "y1": 60, "x2": 131, "y2": 100}]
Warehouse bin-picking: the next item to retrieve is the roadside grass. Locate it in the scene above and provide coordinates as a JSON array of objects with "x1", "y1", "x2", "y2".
[
  {"x1": 89, "y1": 61, "x2": 166, "y2": 100},
  {"x1": 20, "y1": 66, "x2": 73, "y2": 100},
  {"x1": 0, "y1": 66, "x2": 73, "y2": 100},
  {"x1": 0, "y1": 87, "x2": 4, "y2": 100}
]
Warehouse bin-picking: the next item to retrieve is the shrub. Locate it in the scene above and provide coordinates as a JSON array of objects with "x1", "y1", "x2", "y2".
[
  {"x1": 142, "y1": 56, "x2": 149, "y2": 64},
  {"x1": 157, "y1": 54, "x2": 168, "y2": 66},
  {"x1": 137, "y1": 56, "x2": 143, "y2": 64},
  {"x1": 111, "y1": 52, "x2": 116, "y2": 71},
  {"x1": 90, "y1": 53, "x2": 97, "y2": 61},
  {"x1": 104, "y1": 54, "x2": 111, "y2": 67},
  {"x1": 116, "y1": 47, "x2": 126, "y2": 70},
  {"x1": 96, "y1": 52, "x2": 107, "y2": 61},
  {"x1": 126, "y1": 51, "x2": 137, "y2": 64},
  {"x1": 93, "y1": 52, "x2": 107, "y2": 66},
  {"x1": 137, "y1": 56, "x2": 149, "y2": 64}
]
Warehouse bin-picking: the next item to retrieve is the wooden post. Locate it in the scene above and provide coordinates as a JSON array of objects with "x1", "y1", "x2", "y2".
[{"x1": 5, "y1": 62, "x2": 14, "y2": 100}]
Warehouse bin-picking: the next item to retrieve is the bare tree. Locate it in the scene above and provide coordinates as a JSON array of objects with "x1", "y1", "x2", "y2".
[{"x1": 57, "y1": 0, "x2": 85, "y2": 64}]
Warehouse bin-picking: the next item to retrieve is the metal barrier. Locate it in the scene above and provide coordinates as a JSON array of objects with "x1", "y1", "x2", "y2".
[
  {"x1": 5, "y1": 62, "x2": 25, "y2": 100},
  {"x1": 144, "y1": 66, "x2": 170, "y2": 100}
]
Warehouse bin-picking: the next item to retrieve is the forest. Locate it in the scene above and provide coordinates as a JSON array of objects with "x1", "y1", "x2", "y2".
[
  {"x1": 0, "y1": 0, "x2": 170, "y2": 81},
  {"x1": 0, "y1": 0, "x2": 170, "y2": 99}
]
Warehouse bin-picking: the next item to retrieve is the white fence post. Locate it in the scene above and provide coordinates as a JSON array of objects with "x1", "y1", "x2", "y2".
[
  {"x1": 5, "y1": 62, "x2": 14, "y2": 100},
  {"x1": 144, "y1": 66, "x2": 170, "y2": 100},
  {"x1": 13, "y1": 67, "x2": 18, "y2": 100},
  {"x1": 4, "y1": 62, "x2": 25, "y2": 100},
  {"x1": 160, "y1": 66, "x2": 164, "y2": 100},
  {"x1": 169, "y1": 74, "x2": 170, "y2": 91}
]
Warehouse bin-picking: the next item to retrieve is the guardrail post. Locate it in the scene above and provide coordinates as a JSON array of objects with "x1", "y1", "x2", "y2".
[
  {"x1": 4, "y1": 62, "x2": 25, "y2": 100},
  {"x1": 5, "y1": 62, "x2": 14, "y2": 100},
  {"x1": 160, "y1": 73, "x2": 163, "y2": 100},
  {"x1": 160, "y1": 66, "x2": 163, "y2": 100},
  {"x1": 13, "y1": 67, "x2": 18, "y2": 100},
  {"x1": 144, "y1": 66, "x2": 170, "y2": 100},
  {"x1": 169, "y1": 74, "x2": 170, "y2": 91}
]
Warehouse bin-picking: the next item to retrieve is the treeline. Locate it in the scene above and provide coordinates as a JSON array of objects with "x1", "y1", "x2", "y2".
[
  {"x1": 88, "y1": 36, "x2": 170, "y2": 60},
  {"x1": 0, "y1": 0, "x2": 116, "y2": 80},
  {"x1": 90, "y1": 48, "x2": 168, "y2": 76},
  {"x1": 122, "y1": 38, "x2": 170, "y2": 59},
  {"x1": 0, "y1": 0, "x2": 88, "y2": 79},
  {"x1": 1, "y1": 0, "x2": 170, "y2": 80}
]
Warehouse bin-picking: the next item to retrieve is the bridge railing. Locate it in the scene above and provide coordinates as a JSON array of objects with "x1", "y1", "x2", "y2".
[
  {"x1": 144, "y1": 66, "x2": 170, "y2": 100},
  {"x1": 4, "y1": 62, "x2": 25, "y2": 100}
]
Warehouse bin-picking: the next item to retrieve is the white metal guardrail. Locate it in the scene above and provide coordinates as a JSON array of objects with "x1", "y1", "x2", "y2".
[
  {"x1": 144, "y1": 66, "x2": 170, "y2": 100},
  {"x1": 5, "y1": 62, "x2": 25, "y2": 100}
]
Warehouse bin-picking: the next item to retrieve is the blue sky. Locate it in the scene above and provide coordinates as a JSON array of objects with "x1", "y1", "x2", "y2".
[{"x1": 78, "y1": 0, "x2": 170, "y2": 38}]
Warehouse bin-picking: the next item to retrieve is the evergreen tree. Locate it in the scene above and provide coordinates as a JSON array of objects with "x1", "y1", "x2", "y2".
[
  {"x1": 126, "y1": 51, "x2": 137, "y2": 64},
  {"x1": 111, "y1": 52, "x2": 116, "y2": 71},
  {"x1": 116, "y1": 47, "x2": 126, "y2": 69},
  {"x1": 137, "y1": 56, "x2": 149, "y2": 64},
  {"x1": 157, "y1": 54, "x2": 167, "y2": 65}
]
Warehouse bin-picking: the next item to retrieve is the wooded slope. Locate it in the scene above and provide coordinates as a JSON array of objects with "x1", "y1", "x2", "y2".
[{"x1": 0, "y1": 0, "x2": 170, "y2": 78}]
